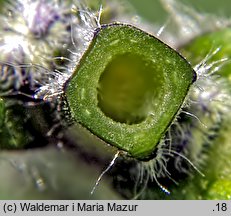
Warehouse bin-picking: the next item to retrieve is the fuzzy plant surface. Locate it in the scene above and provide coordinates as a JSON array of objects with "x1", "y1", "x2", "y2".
[{"x1": 0, "y1": 0, "x2": 231, "y2": 200}]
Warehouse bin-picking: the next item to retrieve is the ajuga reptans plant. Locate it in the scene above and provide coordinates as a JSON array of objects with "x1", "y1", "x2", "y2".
[{"x1": 0, "y1": 0, "x2": 231, "y2": 199}]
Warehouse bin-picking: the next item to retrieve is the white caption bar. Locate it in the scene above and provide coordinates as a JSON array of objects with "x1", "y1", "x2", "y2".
[{"x1": 0, "y1": 200, "x2": 230, "y2": 216}]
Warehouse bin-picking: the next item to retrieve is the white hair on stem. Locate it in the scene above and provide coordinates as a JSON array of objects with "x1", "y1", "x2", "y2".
[
  {"x1": 34, "y1": 2, "x2": 101, "y2": 100},
  {"x1": 91, "y1": 151, "x2": 120, "y2": 195},
  {"x1": 193, "y1": 47, "x2": 229, "y2": 78},
  {"x1": 190, "y1": 46, "x2": 231, "y2": 117},
  {"x1": 133, "y1": 131, "x2": 206, "y2": 199},
  {"x1": 134, "y1": 140, "x2": 176, "y2": 198}
]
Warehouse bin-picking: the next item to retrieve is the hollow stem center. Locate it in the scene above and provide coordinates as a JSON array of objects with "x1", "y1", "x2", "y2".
[{"x1": 97, "y1": 53, "x2": 163, "y2": 124}]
